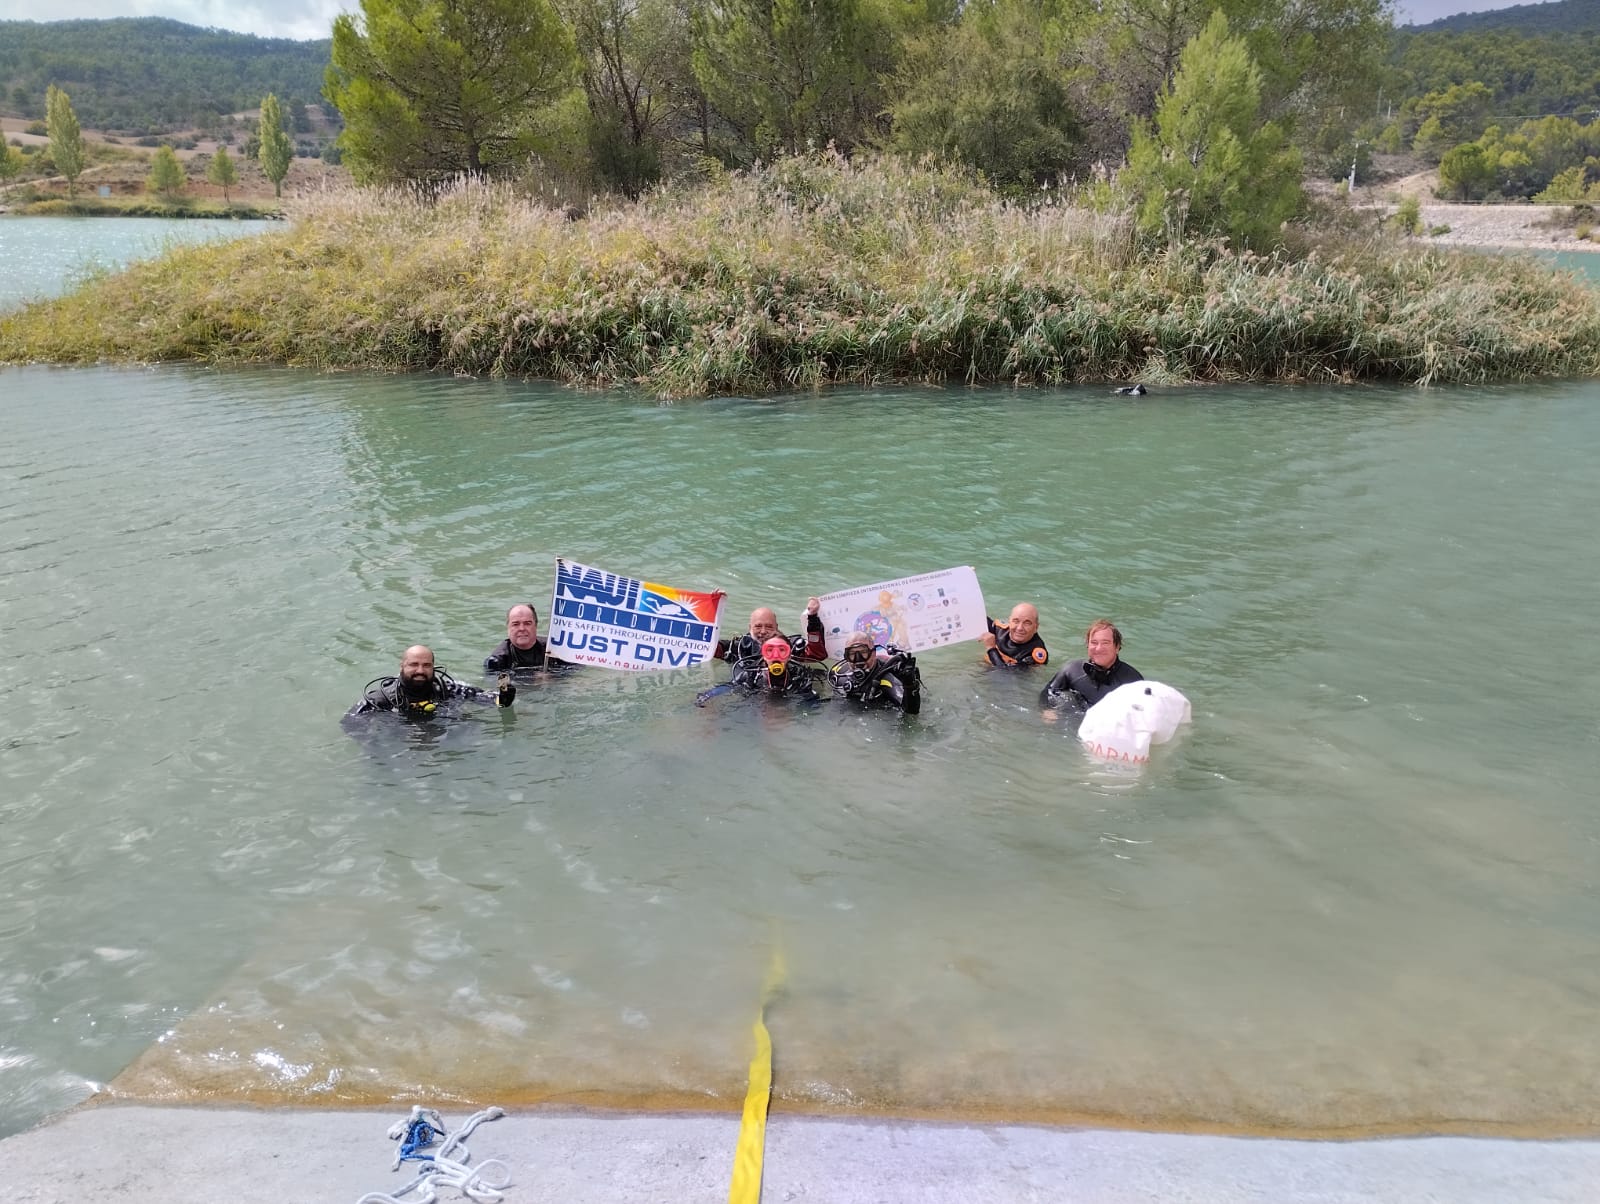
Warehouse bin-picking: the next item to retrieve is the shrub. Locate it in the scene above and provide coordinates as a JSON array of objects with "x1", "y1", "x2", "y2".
[{"x1": 1394, "y1": 196, "x2": 1422, "y2": 235}]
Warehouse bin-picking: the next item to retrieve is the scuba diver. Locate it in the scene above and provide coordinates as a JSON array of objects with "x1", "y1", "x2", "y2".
[
  {"x1": 1040, "y1": 619, "x2": 1143, "y2": 712},
  {"x1": 484, "y1": 603, "x2": 571, "y2": 673},
  {"x1": 829, "y1": 632, "x2": 922, "y2": 715},
  {"x1": 715, "y1": 600, "x2": 829, "y2": 665},
  {"x1": 345, "y1": 645, "x2": 516, "y2": 720},
  {"x1": 696, "y1": 637, "x2": 821, "y2": 706},
  {"x1": 980, "y1": 603, "x2": 1049, "y2": 668}
]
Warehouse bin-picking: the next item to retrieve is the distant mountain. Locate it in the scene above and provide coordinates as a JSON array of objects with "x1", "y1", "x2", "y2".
[
  {"x1": 0, "y1": 17, "x2": 330, "y2": 133},
  {"x1": 1409, "y1": 0, "x2": 1600, "y2": 34}
]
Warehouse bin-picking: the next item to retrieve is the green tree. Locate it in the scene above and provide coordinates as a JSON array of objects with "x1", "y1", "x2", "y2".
[
  {"x1": 206, "y1": 144, "x2": 240, "y2": 202},
  {"x1": 1410, "y1": 81, "x2": 1493, "y2": 163},
  {"x1": 258, "y1": 93, "x2": 293, "y2": 197},
  {"x1": 691, "y1": 0, "x2": 873, "y2": 158},
  {"x1": 325, "y1": 0, "x2": 578, "y2": 183},
  {"x1": 147, "y1": 145, "x2": 185, "y2": 197},
  {"x1": 1437, "y1": 141, "x2": 1495, "y2": 200},
  {"x1": 1089, "y1": 0, "x2": 1388, "y2": 161},
  {"x1": 560, "y1": 0, "x2": 693, "y2": 196},
  {"x1": 1524, "y1": 116, "x2": 1597, "y2": 190},
  {"x1": 46, "y1": 84, "x2": 87, "y2": 198},
  {"x1": 0, "y1": 138, "x2": 20, "y2": 182},
  {"x1": 1117, "y1": 11, "x2": 1301, "y2": 249},
  {"x1": 886, "y1": 0, "x2": 1081, "y2": 194},
  {"x1": 1533, "y1": 165, "x2": 1590, "y2": 202}
]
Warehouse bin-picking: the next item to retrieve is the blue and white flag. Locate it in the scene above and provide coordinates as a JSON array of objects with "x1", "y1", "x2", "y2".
[{"x1": 547, "y1": 558, "x2": 726, "y2": 671}]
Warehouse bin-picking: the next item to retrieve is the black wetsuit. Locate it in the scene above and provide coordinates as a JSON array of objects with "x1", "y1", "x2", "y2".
[
  {"x1": 1041, "y1": 658, "x2": 1143, "y2": 709},
  {"x1": 831, "y1": 647, "x2": 922, "y2": 715},
  {"x1": 729, "y1": 658, "x2": 821, "y2": 700},
  {"x1": 483, "y1": 638, "x2": 569, "y2": 673},
  {"x1": 346, "y1": 671, "x2": 508, "y2": 718},
  {"x1": 985, "y1": 617, "x2": 1049, "y2": 668},
  {"x1": 715, "y1": 613, "x2": 829, "y2": 665}
]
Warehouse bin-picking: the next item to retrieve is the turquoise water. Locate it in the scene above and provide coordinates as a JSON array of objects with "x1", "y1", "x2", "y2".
[
  {"x1": 0, "y1": 215, "x2": 275, "y2": 310},
  {"x1": 1543, "y1": 250, "x2": 1600, "y2": 280},
  {"x1": 3, "y1": 224, "x2": 1599, "y2": 1141}
]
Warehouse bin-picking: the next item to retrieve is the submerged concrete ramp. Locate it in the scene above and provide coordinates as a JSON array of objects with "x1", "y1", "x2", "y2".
[{"x1": 6, "y1": 1104, "x2": 1599, "y2": 1203}]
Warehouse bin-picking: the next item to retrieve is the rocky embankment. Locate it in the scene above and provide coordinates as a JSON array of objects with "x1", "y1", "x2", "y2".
[
  {"x1": 1411, "y1": 202, "x2": 1595, "y2": 252},
  {"x1": 1349, "y1": 170, "x2": 1596, "y2": 253}
]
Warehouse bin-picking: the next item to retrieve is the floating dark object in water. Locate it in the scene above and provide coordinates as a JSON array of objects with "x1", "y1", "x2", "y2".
[{"x1": 1112, "y1": 384, "x2": 1147, "y2": 396}]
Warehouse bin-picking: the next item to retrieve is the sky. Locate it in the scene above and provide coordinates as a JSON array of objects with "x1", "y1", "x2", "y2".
[
  {"x1": 1395, "y1": 0, "x2": 1538, "y2": 23},
  {"x1": 0, "y1": 0, "x2": 1549, "y2": 39},
  {"x1": 2, "y1": 0, "x2": 349, "y2": 41}
]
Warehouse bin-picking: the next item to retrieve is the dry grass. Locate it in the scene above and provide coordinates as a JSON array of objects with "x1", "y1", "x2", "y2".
[{"x1": 5, "y1": 151, "x2": 1600, "y2": 394}]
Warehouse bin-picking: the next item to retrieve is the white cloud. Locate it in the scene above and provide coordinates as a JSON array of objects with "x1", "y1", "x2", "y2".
[{"x1": 4, "y1": 0, "x2": 348, "y2": 41}]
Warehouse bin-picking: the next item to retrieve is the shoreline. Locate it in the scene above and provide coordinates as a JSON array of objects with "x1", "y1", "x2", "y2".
[
  {"x1": 90, "y1": 1079, "x2": 1600, "y2": 1143},
  {"x1": 5, "y1": 1103, "x2": 1598, "y2": 1203}
]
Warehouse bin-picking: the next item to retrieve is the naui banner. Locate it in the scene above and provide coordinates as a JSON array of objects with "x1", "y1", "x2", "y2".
[{"x1": 546, "y1": 558, "x2": 726, "y2": 670}]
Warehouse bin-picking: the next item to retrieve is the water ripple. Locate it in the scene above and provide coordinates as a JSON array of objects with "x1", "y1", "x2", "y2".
[{"x1": 4, "y1": 367, "x2": 1600, "y2": 1137}]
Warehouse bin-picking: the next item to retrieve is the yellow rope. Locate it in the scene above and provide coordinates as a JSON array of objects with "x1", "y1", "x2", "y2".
[{"x1": 728, "y1": 947, "x2": 786, "y2": 1204}]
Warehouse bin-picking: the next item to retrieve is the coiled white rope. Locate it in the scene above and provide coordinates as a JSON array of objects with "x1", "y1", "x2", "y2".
[{"x1": 356, "y1": 1106, "x2": 512, "y2": 1204}]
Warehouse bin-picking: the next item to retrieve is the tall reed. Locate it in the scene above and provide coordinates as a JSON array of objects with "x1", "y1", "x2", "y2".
[{"x1": 6, "y1": 152, "x2": 1600, "y2": 394}]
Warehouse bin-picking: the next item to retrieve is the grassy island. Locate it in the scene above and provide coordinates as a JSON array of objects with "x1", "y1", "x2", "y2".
[{"x1": 4, "y1": 155, "x2": 1599, "y2": 396}]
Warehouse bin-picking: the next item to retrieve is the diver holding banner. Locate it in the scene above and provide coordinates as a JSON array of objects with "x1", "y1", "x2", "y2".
[
  {"x1": 696, "y1": 637, "x2": 823, "y2": 706},
  {"x1": 714, "y1": 599, "x2": 829, "y2": 665}
]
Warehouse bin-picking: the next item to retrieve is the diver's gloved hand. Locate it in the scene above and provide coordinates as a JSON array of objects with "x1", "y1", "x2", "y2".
[
  {"x1": 496, "y1": 675, "x2": 517, "y2": 707},
  {"x1": 695, "y1": 689, "x2": 714, "y2": 707}
]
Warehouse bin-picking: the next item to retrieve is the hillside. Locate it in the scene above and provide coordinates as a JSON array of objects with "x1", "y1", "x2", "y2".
[
  {"x1": 1410, "y1": 0, "x2": 1600, "y2": 34},
  {"x1": 0, "y1": 17, "x2": 330, "y2": 134}
]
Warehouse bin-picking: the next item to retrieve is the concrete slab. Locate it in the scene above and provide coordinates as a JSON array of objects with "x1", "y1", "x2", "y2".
[{"x1": 5, "y1": 1104, "x2": 1599, "y2": 1204}]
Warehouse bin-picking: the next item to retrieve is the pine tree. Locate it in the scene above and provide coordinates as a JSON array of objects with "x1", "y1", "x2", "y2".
[
  {"x1": 258, "y1": 93, "x2": 293, "y2": 197},
  {"x1": 691, "y1": 0, "x2": 872, "y2": 158},
  {"x1": 147, "y1": 145, "x2": 185, "y2": 197},
  {"x1": 1117, "y1": 12, "x2": 1302, "y2": 249},
  {"x1": 206, "y1": 145, "x2": 240, "y2": 202},
  {"x1": 325, "y1": 0, "x2": 577, "y2": 184},
  {"x1": 46, "y1": 84, "x2": 87, "y2": 198}
]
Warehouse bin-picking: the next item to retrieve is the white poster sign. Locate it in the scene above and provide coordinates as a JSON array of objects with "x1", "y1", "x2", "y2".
[{"x1": 816, "y1": 566, "x2": 987, "y2": 657}]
